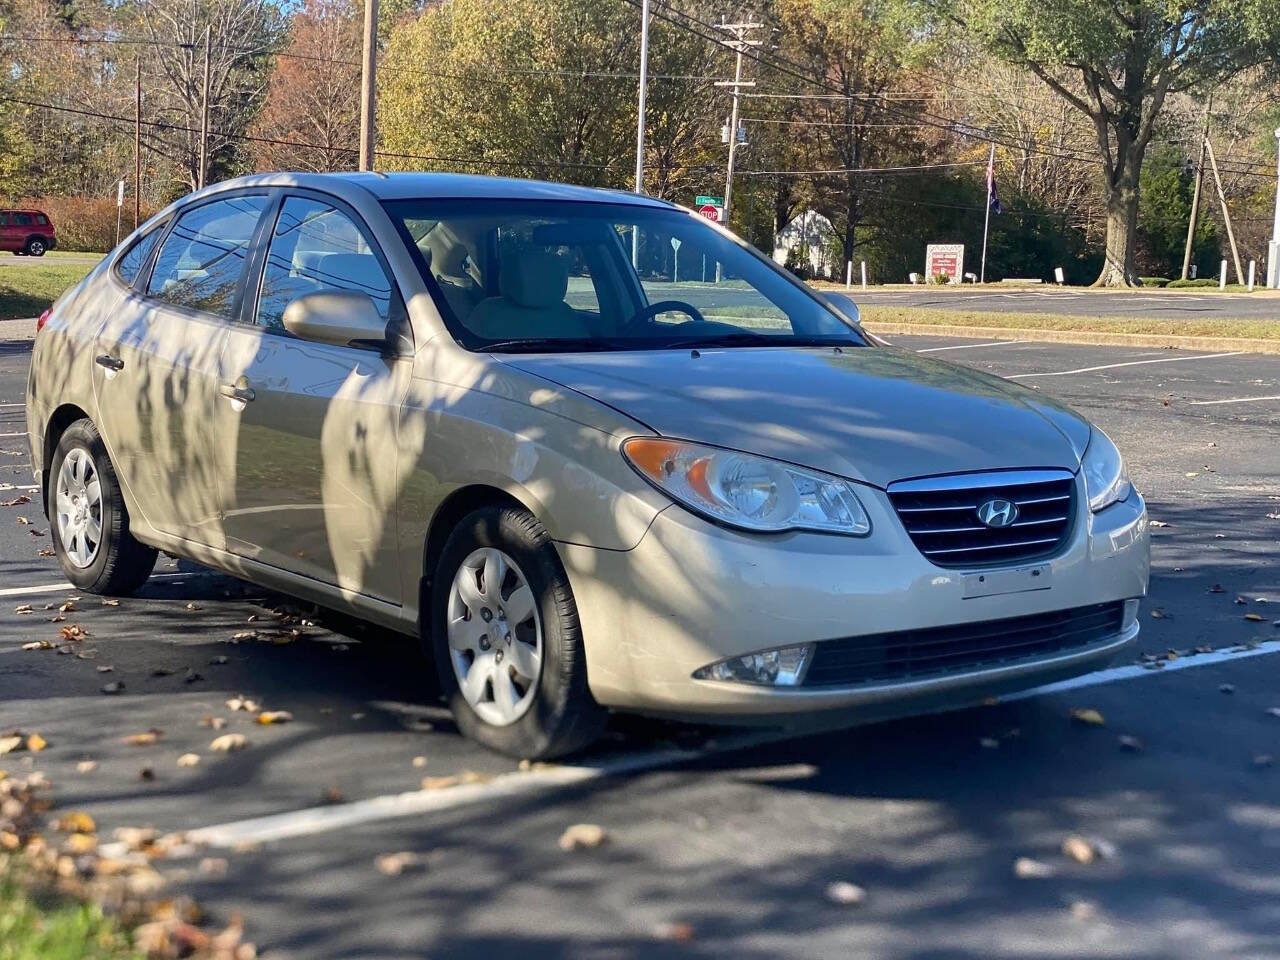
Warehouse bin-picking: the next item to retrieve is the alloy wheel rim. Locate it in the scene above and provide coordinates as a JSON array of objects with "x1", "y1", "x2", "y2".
[
  {"x1": 55, "y1": 447, "x2": 103, "y2": 569},
  {"x1": 447, "y1": 547, "x2": 543, "y2": 727}
]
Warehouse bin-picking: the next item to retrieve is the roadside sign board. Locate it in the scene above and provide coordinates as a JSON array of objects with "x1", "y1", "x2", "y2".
[
  {"x1": 925, "y1": 243, "x2": 964, "y2": 284},
  {"x1": 695, "y1": 195, "x2": 724, "y2": 223}
]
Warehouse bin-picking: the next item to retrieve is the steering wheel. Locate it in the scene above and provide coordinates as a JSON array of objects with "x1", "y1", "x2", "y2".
[{"x1": 619, "y1": 299, "x2": 706, "y2": 336}]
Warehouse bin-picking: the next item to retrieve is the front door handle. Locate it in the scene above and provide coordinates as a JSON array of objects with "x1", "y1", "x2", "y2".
[
  {"x1": 219, "y1": 383, "x2": 256, "y2": 403},
  {"x1": 95, "y1": 354, "x2": 124, "y2": 371}
]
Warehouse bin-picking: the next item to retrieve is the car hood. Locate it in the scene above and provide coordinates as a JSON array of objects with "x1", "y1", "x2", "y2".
[{"x1": 500, "y1": 346, "x2": 1091, "y2": 488}]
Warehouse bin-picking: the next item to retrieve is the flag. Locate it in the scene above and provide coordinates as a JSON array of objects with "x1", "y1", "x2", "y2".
[{"x1": 986, "y1": 148, "x2": 1003, "y2": 216}]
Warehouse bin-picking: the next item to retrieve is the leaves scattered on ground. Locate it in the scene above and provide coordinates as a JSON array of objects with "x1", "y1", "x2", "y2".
[
  {"x1": 558, "y1": 823, "x2": 608, "y2": 851},
  {"x1": 209, "y1": 734, "x2": 246, "y2": 753},
  {"x1": 1070, "y1": 708, "x2": 1105, "y2": 727},
  {"x1": 825, "y1": 881, "x2": 866, "y2": 905}
]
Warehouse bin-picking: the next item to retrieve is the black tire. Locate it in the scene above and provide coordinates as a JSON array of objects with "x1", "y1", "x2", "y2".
[
  {"x1": 430, "y1": 505, "x2": 605, "y2": 759},
  {"x1": 48, "y1": 419, "x2": 157, "y2": 595},
  {"x1": 25, "y1": 238, "x2": 46, "y2": 257}
]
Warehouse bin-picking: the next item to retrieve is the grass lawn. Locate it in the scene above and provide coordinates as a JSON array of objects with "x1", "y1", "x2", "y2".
[
  {"x1": 0, "y1": 262, "x2": 93, "y2": 321},
  {"x1": 0, "y1": 872, "x2": 142, "y2": 960},
  {"x1": 858, "y1": 305, "x2": 1280, "y2": 341}
]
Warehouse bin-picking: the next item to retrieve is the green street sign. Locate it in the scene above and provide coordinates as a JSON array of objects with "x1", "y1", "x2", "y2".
[{"x1": 695, "y1": 195, "x2": 723, "y2": 206}]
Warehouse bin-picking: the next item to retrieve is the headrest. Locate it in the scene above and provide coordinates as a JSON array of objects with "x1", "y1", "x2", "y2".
[
  {"x1": 499, "y1": 249, "x2": 568, "y2": 309},
  {"x1": 434, "y1": 241, "x2": 472, "y2": 278},
  {"x1": 312, "y1": 253, "x2": 388, "y2": 297}
]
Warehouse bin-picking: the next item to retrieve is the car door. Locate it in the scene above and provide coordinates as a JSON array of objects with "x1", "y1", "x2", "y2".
[
  {"x1": 212, "y1": 192, "x2": 412, "y2": 603},
  {"x1": 0, "y1": 213, "x2": 15, "y2": 251},
  {"x1": 93, "y1": 193, "x2": 269, "y2": 549}
]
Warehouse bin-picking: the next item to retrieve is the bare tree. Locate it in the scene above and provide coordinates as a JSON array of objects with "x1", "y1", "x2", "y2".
[{"x1": 135, "y1": 0, "x2": 281, "y2": 191}]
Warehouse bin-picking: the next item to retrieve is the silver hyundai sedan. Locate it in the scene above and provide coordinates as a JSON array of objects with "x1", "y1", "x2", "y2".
[{"x1": 25, "y1": 173, "x2": 1149, "y2": 758}]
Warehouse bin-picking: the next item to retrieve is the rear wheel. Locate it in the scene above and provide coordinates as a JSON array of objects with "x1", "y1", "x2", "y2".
[
  {"x1": 48, "y1": 419, "x2": 157, "y2": 595},
  {"x1": 431, "y1": 505, "x2": 604, "y2": 759},
  {"x1": 24, "y1": 238, "x2": 45, "y2": 257}
]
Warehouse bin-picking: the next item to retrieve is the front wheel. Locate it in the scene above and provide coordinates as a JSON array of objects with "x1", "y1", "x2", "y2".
[
  {"x1": 48, "y1": 419, "x2": 157, "y2": 595},
  {"x1": 25, "y1": 238, "x2": 46, "y2": 257},
  {"x1": 431, "y1": 506, "x2": 604, "y2": 759}
]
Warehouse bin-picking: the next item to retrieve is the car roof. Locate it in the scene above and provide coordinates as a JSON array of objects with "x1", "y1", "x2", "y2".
[{"x1": 201, "y1": 171, "x2": 678, "y2": 209}]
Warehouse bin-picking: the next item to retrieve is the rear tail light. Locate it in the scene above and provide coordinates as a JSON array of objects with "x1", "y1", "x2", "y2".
[{"x1": 36, "y1": 308, "x2": 51, "y2": 333}]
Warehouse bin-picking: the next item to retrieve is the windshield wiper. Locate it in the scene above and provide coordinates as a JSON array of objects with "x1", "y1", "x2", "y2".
[
  {"x1": 646, "y1": 332, "x2": 859, "y2": 350},
  {"x1": 482, "y1": 337, "x2": 618, "y2": 353}
]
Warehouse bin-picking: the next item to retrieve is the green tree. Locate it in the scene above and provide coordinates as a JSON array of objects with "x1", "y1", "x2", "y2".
[{"x1": 926, "y1": 0, "x2": 1280, "y2": 286}]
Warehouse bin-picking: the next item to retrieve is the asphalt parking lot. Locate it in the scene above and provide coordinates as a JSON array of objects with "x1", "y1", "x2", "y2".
[
  {"x1": 2, "y1": 333, "x2": 1278, "y2": 958},
  {"x1": 853, "y1": 286, "x2": 1280, "y2": 320}
]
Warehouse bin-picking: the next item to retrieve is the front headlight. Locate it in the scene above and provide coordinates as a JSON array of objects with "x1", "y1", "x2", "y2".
[
  {"x1": 1081, "y1": 427, "x2": 1131, "y2": 512},
  {"x1": 622, "y1": 437, "x2": 871, "y2": 536}
]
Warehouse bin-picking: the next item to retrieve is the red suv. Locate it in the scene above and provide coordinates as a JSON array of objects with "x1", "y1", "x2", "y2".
[{"x1": 0, "y1": 209, "x2": 56, "y2": 256}]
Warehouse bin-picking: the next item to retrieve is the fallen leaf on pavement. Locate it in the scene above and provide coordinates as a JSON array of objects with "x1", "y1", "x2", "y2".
[
  {"x1": 15, "y1": 515, "x2": 29, "y2": 524},
  {"x1": 255, "y1": 710, "x2": 293, "y2": 725},
  {"x1": 199, "y1": 715, "x2": 227, "y2": 731},
  {"x1": 0, "y1": 736, "x2": 24, "y2": 755},
  {"x1": 1150, "y1": 609, "x2": 1170, "y2": 619},
  {"x1": 185, "y1": 602, "x2": 202, "y2": 612},
  {"x1": 1070, "y1": 708, "x2": 1106, "y2": 727},
  {"x1": 979, "y1": 737, "x2": 1000, "y2": 750},
  {"x1": 558, "y1": 823, "x2": 608, "y2": 851},
  {"x1": 1245, "y1": 613, "x2": 1264, "y2": 621},
  {"x1": 210, "y1": 733, "x2": 247, "y2": 752},
  {"x1": 1209, "y1": 584, "x2": 1226, "y2": 593},
  {"x1": 138, "y1": 767, "x2": 155, "y2": 781},
  {"x1": 121, "y1": 730, "x2": 161, "y2": 746},
  {"x1": 1220, "y1": 683, "x2": 1236, "y2": 694},
  {"x1": 183, "y1": 669, "x2": 203, "y2": 684},
  {"x1": 21, "y1": 640, "x2": 52, "y2": 650},
  {"x1": 60, "y1": 624, "x2": 88, "y2": 641},
  {"x1": 76, "y1": 760, "x2": 97, "y2": 773},
  {"x1": 1062, "y1": 835, "x2": 1096, "y2": 864},
  {"x1": 96, "y1": 664, "x2": 112, "y2": 673},
  {"x1": 176, "y1": 753, "x2": 200, "y2": 768},
  {"x1": 412, "y1": 756, "x2": 427, "y2": 768},
  {"x1": 26, "y1": 733, "x2": 46, "y2": 752},
  {"x1": 654, "y1": 922, "x2": 697, "y2": 942},
  {"x1": 225, "y1": 695, "x2": 260, "y2": 712},
  {"x1": 100, "y1": 598, "x2": 120, "y2": 607},
  {"x1": 0, "y1": 495, "x2": 30, "y2": 506},
  {"x1": 321, "y1": 786, "x2": 344, "y2": 804},
  {"x1": 420, "y1": 775, "x2": 459, "y2": 790},
  {"x1": 1118, "y1": 735, "x2": 1144, "y2": 752},
  {"x1": 374, "y1": 851, "x2": 423, "y2": 876},
  {"x1": 1149, "y1": 520, "x2": 1169, "y2": 528},
  {"x1": 57, "y1": 811, "x2": 96, "y2": 834},
  {"x1": 1253, "y1": 754, "x2": 1274, "y2": 768},
  {"x1": 825, "y1": 881, "x2": 866, "y2": 905},
  {"x1": 229, "y1": 630, "x2": 257, "y2": 642},
  {"x1": 150, "y1": 667, "x2": 176, "y2": 677},
  {"x1": 1013, "y1": 857, "x2": 1056, "y2": 879},
  {"x1": 1267, "y1": 707, "x2": 1280, "y2": 719},
  {"x1": 209, "y1": 655, "x2": 229, "y2": 666},
  {"x1": 14, "y1": 604, "x2": 31, "y2": 614},
  {"x1": 1069, "y1": 900, "x2": 1098, "y2": 921}
]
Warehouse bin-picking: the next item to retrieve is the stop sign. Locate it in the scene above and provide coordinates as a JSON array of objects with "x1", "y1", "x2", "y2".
[{"x1": 698, "y1": 203, "x2": 719, "y2": 222}]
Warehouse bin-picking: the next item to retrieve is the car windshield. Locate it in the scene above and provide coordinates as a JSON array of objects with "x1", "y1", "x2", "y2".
[{"x1": 384, "y1": 198, "x2": 865, "y2": 352}]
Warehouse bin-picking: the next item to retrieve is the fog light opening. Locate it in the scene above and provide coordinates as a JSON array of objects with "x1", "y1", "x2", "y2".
[{"x1": 693, "y1": 643, "x2": 815, "y2": 686}]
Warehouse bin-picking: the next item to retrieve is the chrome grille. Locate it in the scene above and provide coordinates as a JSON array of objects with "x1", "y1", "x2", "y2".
[
  {"x1": 803, "y1": 601, "x2": 1126, "y2": 687},
  {"x1": 888, "y1": 469, "x2": 1076, "y2": 568}
]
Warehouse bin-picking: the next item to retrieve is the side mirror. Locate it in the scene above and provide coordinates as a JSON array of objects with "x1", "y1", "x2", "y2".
[
  {"x1": 282, "y1": 290, "x2": 388, "y2": 349},
  {"x1": 821, "y1": 291, "x2": 861, "y2": 327}
]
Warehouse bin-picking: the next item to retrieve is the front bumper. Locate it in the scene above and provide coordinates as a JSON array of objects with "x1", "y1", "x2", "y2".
[{"x1": 560, "y1": 476, "x2": 1148, "y2": 720}]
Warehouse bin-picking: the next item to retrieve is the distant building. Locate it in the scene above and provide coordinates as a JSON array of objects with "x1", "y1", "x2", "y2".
[{"x1": 773, "y1": 209, "x2": 836, "y2": 279}]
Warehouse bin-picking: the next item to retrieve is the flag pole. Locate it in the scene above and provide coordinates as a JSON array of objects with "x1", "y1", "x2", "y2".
[{"x1": 980, "y1": 143, "x2": 994, "y2": 284}]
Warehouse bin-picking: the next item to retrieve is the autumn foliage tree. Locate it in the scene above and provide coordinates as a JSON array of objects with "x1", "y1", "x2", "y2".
[{"x1": 249, "y1": 0, "x2": 361, "y2": 172}]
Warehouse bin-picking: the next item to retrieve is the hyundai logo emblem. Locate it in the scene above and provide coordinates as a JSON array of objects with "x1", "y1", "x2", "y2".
[{"x1": 977, "y1": 498, "x2": 1018, "y2": 528}]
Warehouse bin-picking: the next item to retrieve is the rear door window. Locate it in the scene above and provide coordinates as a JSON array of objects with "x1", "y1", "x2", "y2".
[
  {"x1": 14, "y1": 213, "x2": 32, "y2": 226},
  {"x1": 35, "y1": 214, "x2": 48, "y2": 226},
  {"x1": 146, "y1": 195, "x2": 268, "y2": 318},
  {"x1": 115, "y1": 224, "x2": 165, "y2": 286}
]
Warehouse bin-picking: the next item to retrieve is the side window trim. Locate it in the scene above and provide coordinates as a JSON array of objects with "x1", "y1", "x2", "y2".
[
  {"x1": 248, "y1": 188, "x2": 410, "y2": 348},
  {"x1": 139, "y1": 189, "x2": 270, "y2": 322}
]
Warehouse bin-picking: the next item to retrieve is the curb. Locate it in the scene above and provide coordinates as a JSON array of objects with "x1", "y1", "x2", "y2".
[{"x1": 861, "y1": 321, "x2": 1280, "y2": 355}]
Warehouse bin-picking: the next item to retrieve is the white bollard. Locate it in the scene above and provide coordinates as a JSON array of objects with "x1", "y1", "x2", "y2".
[
  {"x1": 845, "y1": 260, "x2": 853, "y2": 289},
  {"x1": 1054, "y1": 266, "x2": 1065, "y2": 285},
  {"x1": 1247, "y1": 260, "x2": 1256, "y2": 292},
  {"x1": 1219, "y1": 260, "x2": 1228, "y2": 290},
  {"x1": 860, "y1": 261, "x2": 867, "y2": 290}
]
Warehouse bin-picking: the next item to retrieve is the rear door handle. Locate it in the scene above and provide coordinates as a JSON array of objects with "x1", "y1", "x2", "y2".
[
  {"x1": 95, "y1": 355, "x2": 124, "y2": 371},
  {"x1": 219, "y1": 383, "x2": 255, "y2": 403}
]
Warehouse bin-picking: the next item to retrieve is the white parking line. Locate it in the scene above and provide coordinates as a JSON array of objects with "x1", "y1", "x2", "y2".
[
  {"x1": 0, "y1": 403, "x2": 24, "y2": 407},
  {"x1": 135, "y1": 639, "x2": 1280, "y2": 853},
  {"x1": 1187, "y1": 395, "x2": 1280, "y2": 406},
  {"x1": 917, "y1": 340, "x2": 1028, "y2": 353},
  {"x1": 1008, "y1": 351, "x2": 1245, "y2": 380},
  {"x1": 0, "y1": 572, "x2": 200, "y2": 598}
]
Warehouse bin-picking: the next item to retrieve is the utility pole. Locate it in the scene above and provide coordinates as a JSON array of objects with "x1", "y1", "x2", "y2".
[
  {"x1": 1269, "y1": 127, "x2": 1280, "y2": 289},
  {"x1": 134, "y1": 58, "x2": 141, "y2": 229},
  {"x1": 1203, "y1": 135, "x2": 1244, "y2": 285},
  {"x1": 359, "y1": 0, "x2": 379, "y2": 171},
  {"x1": 980, "y1": 143, "x2": 995, "y2": 284},
  {"x1": 1181, "y1": 103, "x2": 1210, "y2": 281},
  {"x1": 198, "y1": 24, "x2": 211, "y2": 190},
  {"x1": 715, "y1": 21, "x2": 760, "y2": 228},
  {"x1": 633, "y1": 0, "x2": 650, "y2": 194}
]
